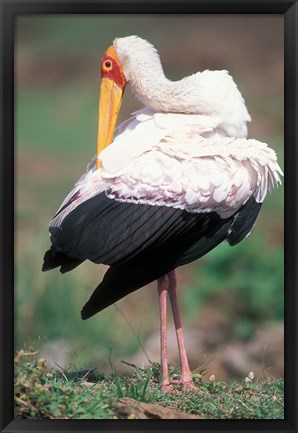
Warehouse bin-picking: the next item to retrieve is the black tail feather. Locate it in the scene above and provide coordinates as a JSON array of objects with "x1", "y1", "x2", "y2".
[
  {"x1": 42, "y1": 246, "x2": 83, "y2": 273},
  {"x1": 81, "y1": 261, "x2": 171, "y2": 320}
]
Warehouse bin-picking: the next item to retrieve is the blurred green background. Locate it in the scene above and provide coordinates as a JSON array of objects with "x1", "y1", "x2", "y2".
[{"x1": 15, "y1": 15, "x2": 284, "y2": 378}]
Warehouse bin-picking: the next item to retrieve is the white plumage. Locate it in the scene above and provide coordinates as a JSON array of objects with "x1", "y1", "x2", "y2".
[
  {"x1": 101, "y1": 109, "x2": 282, "y2": 217},
  {"x1": 52, "y1": 101, "x2": 282, "y2": 226}
]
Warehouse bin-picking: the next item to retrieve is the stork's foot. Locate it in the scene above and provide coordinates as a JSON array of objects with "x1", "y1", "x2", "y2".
[
  {"x1": 160, "y1": 383, "x2": 181, "y2": 394},
  {"x1": 160, "y1": 378, "x2": 178, "y2": 393},
  {"x1": 161, "y1": 382, "x2": 174, "y2": 393},
  {"x1": 181, "y1": 380, "x2": 206, "y2": 394},
  {"x1": 171, "y1": 378, "x2": 204, "y2": 393},
  {"x1": 160, "y1": 377, "x2": 205, "y2": 394},
  {"x1": 179, "y1": 371, "x2": 206, "y2": 394}
]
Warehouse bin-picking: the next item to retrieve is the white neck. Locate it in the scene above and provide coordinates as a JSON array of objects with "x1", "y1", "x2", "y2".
[
  {"x1": 114, "y1": 36, "x2": 251, "y2": 135},
  {"x1": 114, "y1": 36, "x2": 187, "y2": 112}
]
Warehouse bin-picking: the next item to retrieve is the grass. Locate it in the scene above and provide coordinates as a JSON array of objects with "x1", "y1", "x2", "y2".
[{"x1": 14, "y1": 350, "x2": 284, "y2": 420}]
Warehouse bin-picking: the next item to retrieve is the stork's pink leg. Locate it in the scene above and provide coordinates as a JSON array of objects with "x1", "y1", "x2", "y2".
[
  {"x1": 157, "y1": 275, "x2": 172, "y2": 392},
  {"x1": 167, "y1": 270, "x2": 200, "y2": 391}
]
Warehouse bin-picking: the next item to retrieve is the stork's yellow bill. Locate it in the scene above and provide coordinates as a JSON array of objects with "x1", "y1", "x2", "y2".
[{"x1": 96, "y1": 45, "x2": 126, "y2": 169}]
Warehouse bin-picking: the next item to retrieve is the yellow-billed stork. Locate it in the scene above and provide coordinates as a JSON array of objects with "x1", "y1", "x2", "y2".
[{"x1": 43, "y1": 36, "x2": 283, "y2": 392}]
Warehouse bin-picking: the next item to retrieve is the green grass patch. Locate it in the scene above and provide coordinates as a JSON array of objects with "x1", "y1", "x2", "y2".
[{"x1": 14, "y1": 350, "x2": 284, "y2": 420}]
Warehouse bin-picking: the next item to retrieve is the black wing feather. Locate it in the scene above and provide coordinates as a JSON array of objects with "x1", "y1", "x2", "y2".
[
  {"x1": 226, "y1": 196, "x2": 262, "y2": 246},
  {"x1": 43, "y1": 192, "x2": 262, "y2": 319},
  {"x1": 48, "y1": 193, "x2": 195, "y2": 265},
  {"x1": 80, "y1": 210, "x2": 232, "y2": 319}
]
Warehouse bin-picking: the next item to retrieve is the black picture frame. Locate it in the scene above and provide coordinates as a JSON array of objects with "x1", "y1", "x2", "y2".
[{"x1": 0, "y1": 1, "x2": 297, "y2": 432}]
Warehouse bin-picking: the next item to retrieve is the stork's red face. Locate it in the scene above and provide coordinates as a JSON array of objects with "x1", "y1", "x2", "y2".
[
  {"x1": 96, "y1": 45, "x2": 127, "y2": 169},
  {"x1": 101, "y1": 45, "x2": 126, "y2": 89}
]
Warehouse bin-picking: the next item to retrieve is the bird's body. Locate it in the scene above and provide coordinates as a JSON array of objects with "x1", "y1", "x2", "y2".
[{"x1": 43, "y1": 36, "x2": 282, "y2": 391}]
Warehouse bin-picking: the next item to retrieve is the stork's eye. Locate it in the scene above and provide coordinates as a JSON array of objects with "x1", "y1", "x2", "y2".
[{"x1": 104, "y1": 61, "x2": 112, "y2": 70}]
